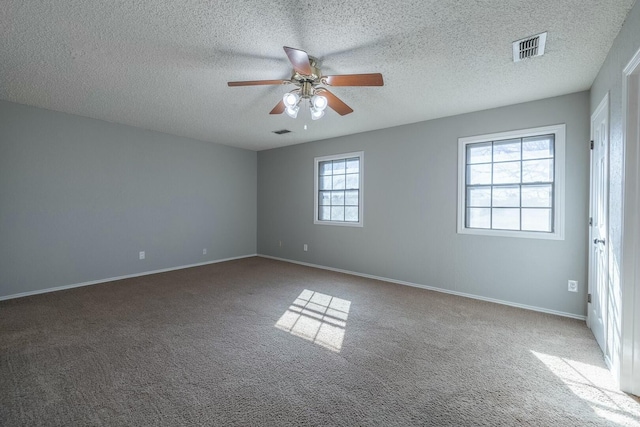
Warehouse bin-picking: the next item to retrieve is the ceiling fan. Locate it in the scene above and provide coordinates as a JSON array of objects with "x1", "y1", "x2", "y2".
[{"x1": 227, "y1": 46, "x2": 384, "y2": 120}]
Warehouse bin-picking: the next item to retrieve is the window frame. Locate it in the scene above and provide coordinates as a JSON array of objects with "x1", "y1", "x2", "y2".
[
  {"x1": 457, "y1": 124, "x2": 565, "y2": 240},
  {"x1": 314, "y1": 151, "x2": 364, "y2": 227}
]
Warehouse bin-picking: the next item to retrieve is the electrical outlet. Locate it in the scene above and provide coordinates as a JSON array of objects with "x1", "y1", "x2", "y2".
[
  {"x1": 139, "y1": 251, "x2": 145, "y2": 260},
  {"x1": 303, "y1": 244, "x2": 308, "y2": 252},
  {"x1": 203, "y1": 248, "x2": 207, "y2": 255},
  {"x1": 568, "y1": 280, "x2": 578, "y2": 292},
  {"x1": 279, "y1": 240, "x2": 282, "y2": 247}
]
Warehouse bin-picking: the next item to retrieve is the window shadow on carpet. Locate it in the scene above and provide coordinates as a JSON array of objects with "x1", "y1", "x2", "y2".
[
  {"x1": 531, "y1": 350, "x2": 640, "y2": 425},
  {"x1": 275, "y1": 289, "x2": 350, "y2": 352}
]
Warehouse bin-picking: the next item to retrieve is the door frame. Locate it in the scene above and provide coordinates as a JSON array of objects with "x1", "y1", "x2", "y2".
[
  {"x1": 588, "y1": 93, "x2": 610, "y2": 366},
  {"x1": 620, "y1": 47, "x2": 640, "y2": 395}
]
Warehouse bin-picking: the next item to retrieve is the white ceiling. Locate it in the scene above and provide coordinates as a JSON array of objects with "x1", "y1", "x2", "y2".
[{"x1": 0, "y1": 1, "x2": 635, "y2": 151}]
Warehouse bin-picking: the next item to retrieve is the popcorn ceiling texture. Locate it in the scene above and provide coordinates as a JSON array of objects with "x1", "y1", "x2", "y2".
[{"x1": 0, "y1": 0, "x2": 635, "y2": 150}]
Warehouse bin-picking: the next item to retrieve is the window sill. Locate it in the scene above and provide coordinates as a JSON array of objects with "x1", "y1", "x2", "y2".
[
  {"x1": 457, "y1": 226, "x2": 564, "y2": 240},
  {"x1": 314, "y1": 220, "x2": 363, "y2": 228}
]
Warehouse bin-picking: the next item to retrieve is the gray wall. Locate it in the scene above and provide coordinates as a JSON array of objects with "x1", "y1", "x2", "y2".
[
  {"x1": 258, "y1": 91, "x2": 590, "y2": 317},
  {"x1": 0, "y1": 100, "x2": 257, "y2": 298},
  {"x1": 589, "y1": 0, "x2": 640, "y2": 385}
]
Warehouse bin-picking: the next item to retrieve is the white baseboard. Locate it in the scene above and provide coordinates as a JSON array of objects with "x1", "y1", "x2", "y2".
[
  {"x1": 258, "y1": 254, "x2": 587, "y2": 321},
  {"x1": 3, "y1": 253, "x2": 588, "y2": 322},
  {"x1": 0, "y1": 254, "x2": 257, "y2": 301}
]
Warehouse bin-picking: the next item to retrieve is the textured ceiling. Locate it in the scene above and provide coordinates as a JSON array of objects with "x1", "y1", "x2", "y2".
[{"x1": 0, "y1": 1, "x2": 635, "y2": 150}]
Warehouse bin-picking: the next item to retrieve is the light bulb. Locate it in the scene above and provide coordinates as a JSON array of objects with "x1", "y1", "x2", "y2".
[
  {"x1": 311, "y1": 95, "x2": 328, "y2": 111},
  {"x1": 283, "y1": 92, "x2": 300, "y2": 108}
]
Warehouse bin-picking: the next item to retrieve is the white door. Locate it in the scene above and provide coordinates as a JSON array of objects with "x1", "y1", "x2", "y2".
[
  {"x1": 588, "y1": 94, "x2": 609, "y2": 359},
  {"x1": 621, "y1": 47, "x2": 640, "y2": 394}
]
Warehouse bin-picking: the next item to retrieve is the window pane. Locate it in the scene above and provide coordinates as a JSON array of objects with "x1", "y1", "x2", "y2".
[
  {"x1": 316, "y1": 153, "x2": 362, "y2": 225},
  {"x1": 522, "y1": 159, "x2": 553, "y2": 183},
  {"x1": 319, "y1": 161, "x2": 332, "y2": 175},
  {"x1": 319, "y1": 206, "x2": 330, "y2": 220},
  {"x1": 493, "y1": 161, "x2": 521, "y2": 184},
  {"x1": 346, "y1": 158, "x2": 359, "y2": 173},
  {"x1": 331, "y1": 206, "x2": 344, "y2": 221},
  {"x1": 332, "y1": 160, "x2": 346, "y2": 174},
  {"x1": 492, "y1": 208, "x2": 520, "y2": 230},
  {"x1": 319, "y1": 176, "x2": 332, "y2": 190},
  {"x1": 330, "y1": 191, "x2": 344, "y2": 205},
  {"x1": 493, "y1": 139, "x2": 521, "y2": 162},
  {"x1": 345, "y1": 206, "x2": 358, "y2": 222},
  {"x1": 332, "y1": 174, "x2": 345, "y2": 190},
  {"x1": 467, "y1": 208, "x2": 491, "y2": 228},
  {"x1": 344, "y1": 190, "x2": 358, "y2": 205},
  {"x1": 523, "y1": 135, "x2": 554, "y2": 160},
  {"x1": 467, "y1": 186, "x2": 491, "y2": 207},
  {"x1": 467, "y1": 164, "x2": 492, "y2": 185},
  {"x1": 460, "y1": 128, "x2": 560, "y2": 236},
  {"x1": 521, "y1": 185, "x2": 552, "y2": 207},
  {"x1": 346, "y1": 173, "x2": 359, "y2": 189},
  {"x1": 319, "y1": 191, "x2": 331, "y2": 206},
  {"x1": 467, "y1": 142, "x2": 492, "y2": 164},
  {"x1": 522, "y1": 208, "x2": 552, "y2": 232},
  {"x1": 492, "y1": 186, "x2": 520, "y2": 207}
]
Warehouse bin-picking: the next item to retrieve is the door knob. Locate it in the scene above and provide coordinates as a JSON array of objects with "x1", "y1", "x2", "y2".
[{"x1": 594, "y1": 238, "x2": 606, "y2": 245}]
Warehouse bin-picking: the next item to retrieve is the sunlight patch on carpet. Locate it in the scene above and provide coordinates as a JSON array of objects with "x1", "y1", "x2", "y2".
[
  {"x1": 531, "y1": 350, "x2": 640, "y2": 425},
  {"x1": 275, "y1": 289, "x2": 350, "y2": 352}
]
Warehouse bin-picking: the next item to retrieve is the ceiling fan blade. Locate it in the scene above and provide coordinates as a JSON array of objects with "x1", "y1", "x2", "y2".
[
  {"x1": 269, "y1": 100, "x2": 286, "y2": 115},
  {"x1": 228, "y1": 79, "x2": 289, "y2": 87},
  {"x1": 283, "y1": 46, "x2": 313, "y2": 75},
  {"x1": 323, "y1": 73, "x2": 384, "y2": 86},
  {"x1": 316, "y1": 88, "x2": 353, "y2": 116}
]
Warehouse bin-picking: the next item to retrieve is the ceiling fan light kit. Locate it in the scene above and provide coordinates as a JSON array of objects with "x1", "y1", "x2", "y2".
[{"x1": 228, "y1": 46, "x2": 384, "y2": 120}]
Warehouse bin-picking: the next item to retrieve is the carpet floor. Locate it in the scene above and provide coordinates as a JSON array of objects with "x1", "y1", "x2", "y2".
[{"x1": 1, "y1": 257, "x2": 639, "y2": 426}]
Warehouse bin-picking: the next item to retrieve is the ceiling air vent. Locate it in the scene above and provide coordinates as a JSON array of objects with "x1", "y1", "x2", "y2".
[
  {"x1": 272, "y1": 129, "x2": 292, "y2": 135},
  {"x1": 513, "y1": 32, "x2": 547, "y2": 62}
]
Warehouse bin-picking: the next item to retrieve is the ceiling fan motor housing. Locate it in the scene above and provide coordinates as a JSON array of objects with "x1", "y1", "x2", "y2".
[
  {"x1": 300, "y1": 81, "x2": 316, "y2": 98},
  {"x1": 292, "y1": 56, "x2": 321, "y2": 84}
]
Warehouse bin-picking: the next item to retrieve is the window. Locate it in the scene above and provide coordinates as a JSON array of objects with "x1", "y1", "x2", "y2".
[
  {"x1": 457, "y1": 124, "x2": 565, "y2": 240},
  {"x1": 314, "y1": 152, "x2": 363, "y2": 227}
]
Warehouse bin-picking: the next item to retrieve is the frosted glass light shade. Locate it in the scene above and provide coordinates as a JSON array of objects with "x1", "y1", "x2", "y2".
[
  {"x1": 283, "y1": 92, "x2": 300, "y2": 108},
  {"x1": 311, "y1": 95, "x2": 328, "y2": 111},
  {"x1": 285, "y1": 105, "x2": 299, "y2": 118},
  {"x1": 310, "y1": 107, "x2": 324, "y2": 120}
]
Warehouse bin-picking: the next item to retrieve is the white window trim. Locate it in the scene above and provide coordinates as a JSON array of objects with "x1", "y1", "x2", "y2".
[
  {"x1": 314, "y1": 151, "x2": 364, "y2": 227},
  {"x1": 457, "y1": 124, "x2": 566, "y2": 240}
]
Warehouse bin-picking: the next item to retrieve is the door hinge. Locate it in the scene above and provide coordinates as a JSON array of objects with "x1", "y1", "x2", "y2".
[
  {"x1": 589, "y1": 217, "x2": 593, "y2": 226},
  {"x1": 588, "y1": 293, "x2": 592, "y2": 303},
  {"x1": 590, "y1": 140, "x2": 594, "y2": 150}
]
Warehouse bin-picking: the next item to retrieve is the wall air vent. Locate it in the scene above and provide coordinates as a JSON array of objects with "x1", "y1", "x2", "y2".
[
  {"x1": 272, "y1": 129, "x2": 292, "y2": 135},
  {"x1": 513, "y1": 32, "x2": 547, "y2": 62}
]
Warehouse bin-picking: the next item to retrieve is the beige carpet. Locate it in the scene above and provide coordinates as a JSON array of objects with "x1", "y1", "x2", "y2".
[{"x1": 1, "y1": 257, "x2": 639, "y2": 426}]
